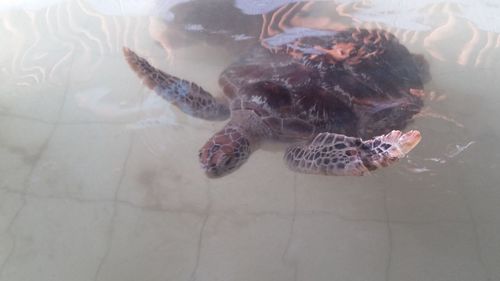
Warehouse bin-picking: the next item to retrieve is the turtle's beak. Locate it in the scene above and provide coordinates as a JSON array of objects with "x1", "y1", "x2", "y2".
[{"x1": 200, "y1": 154, "x2": 237, "y2": 178}]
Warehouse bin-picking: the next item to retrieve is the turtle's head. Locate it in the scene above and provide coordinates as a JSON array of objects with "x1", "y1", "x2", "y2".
[{"x1": 199, "y1": 125, "x2": 252, "y2": 177}]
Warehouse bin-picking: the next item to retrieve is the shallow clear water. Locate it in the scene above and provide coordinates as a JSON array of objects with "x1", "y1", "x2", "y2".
[{"x1": 1, "y1": 1, "x2": 500, "y2": 281}]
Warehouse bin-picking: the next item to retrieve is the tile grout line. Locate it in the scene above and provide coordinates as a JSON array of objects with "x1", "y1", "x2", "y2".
[
  {"x1": 0, "y1": 185, "x2": 479, "y2": 224},
  {"x1": 455, "y1": 166, "x2": 495, "y2": 281},
  {"x1": 282, "y1": 173, "x2": 298, "y2": 281},
  {"x1": 189, "y1": 178, "x2": 212, "y2": 281},
  {"x1": 0, "y1": 237, "x2": 16, "y2": 280},
  {"x1": 93, "y1": 133, "x2": 135, "y2": 281},
  {"x1": 0, "y1": 112, "x2": 151, "y2": 126},
  {"x1": 461, "y1": 190, "x2": 494, "y2": 281},
  {"x1": 0, "y1": 122, "x2": 52, "y2": 278},
  {"x1": 0, "y1": 52, "x2": 77, "y2": 279},
  {"x1": 383, "y1": 185, "x2": 393, "y2": 281}
]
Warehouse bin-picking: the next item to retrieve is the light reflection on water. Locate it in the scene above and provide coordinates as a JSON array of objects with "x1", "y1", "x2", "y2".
[{"x1": 1, "y1": 1, "x2": 500, "y2": 281}]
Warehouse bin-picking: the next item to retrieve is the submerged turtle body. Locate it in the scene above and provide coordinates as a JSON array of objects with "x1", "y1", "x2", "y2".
[
  {"x1": 124, "y1": 27, "x2": 428, "y2": 177},
  {"x1": 220, "y1": 28, "x2": 428, "y2": 140}
]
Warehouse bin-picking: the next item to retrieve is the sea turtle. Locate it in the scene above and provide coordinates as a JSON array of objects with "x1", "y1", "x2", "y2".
[{"x1": 123, "y1": 27, "x2": 428, "y2": 177}]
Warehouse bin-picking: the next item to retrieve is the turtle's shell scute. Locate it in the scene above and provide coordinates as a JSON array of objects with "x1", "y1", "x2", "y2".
[{"x1": 219, "y1": 28, "x2": 427, "y2": 139}]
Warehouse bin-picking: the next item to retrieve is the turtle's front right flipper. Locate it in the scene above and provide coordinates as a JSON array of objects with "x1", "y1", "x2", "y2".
[
  {"x1": 284, "y1": 130, "x2": 421, "y2": 176},
  {"x1": 123, "y1": 47, "x2": 230, "y2": 121}
]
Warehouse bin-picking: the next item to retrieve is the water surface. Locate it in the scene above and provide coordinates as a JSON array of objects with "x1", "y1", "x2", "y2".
[{"x1": 1, "y1": 1, "x2": 500, "y2": 281}]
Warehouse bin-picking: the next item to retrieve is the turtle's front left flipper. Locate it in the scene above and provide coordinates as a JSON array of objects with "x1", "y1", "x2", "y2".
[
  {"x1": 123, "y1": 47, "x2": 230, "y2": 121},
  {"x1": 284, "y1": 130, "x2": 421, "y2": 176}
]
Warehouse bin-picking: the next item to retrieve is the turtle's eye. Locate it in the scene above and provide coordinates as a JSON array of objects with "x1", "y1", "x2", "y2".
[{"x1": 222, "y1": 157, "x2": 233, "y2": 168}]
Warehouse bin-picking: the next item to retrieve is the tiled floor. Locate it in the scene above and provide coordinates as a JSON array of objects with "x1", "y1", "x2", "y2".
[{"x1": 1, "y1": 1, "x2": 500, "y2": 281}]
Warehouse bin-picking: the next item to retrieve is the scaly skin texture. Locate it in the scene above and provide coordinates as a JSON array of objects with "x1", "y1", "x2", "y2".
[
  {"x1": 284, "y1": 130, "x2": 421, "y2": 175},
  {"x1": 199, "y1": 125, "x2": 252, "y2": 177},
  {"x1": 198, "y1": 109, "x2": 271, "y2": 177},
  {"x1": 123, "y1": 47, "x2": 230, "y2": 121}
]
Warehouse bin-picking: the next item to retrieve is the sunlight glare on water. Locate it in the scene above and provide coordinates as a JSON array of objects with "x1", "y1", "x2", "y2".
[{"x1": 0, "y1": 1, "x2": 499, "y2": 281}]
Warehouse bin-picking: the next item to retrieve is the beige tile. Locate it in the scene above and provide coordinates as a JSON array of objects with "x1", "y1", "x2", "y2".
[
  {"x1": 27, "y1": 124, "x2": 133, "y2": 200},
  {"x1": 477, "y1": 222, "x2": 500, "y2": 280},
  {"x1": 456, "y1": 133, "x2": 500, "y2": 223},
  {"x1": 162, "y1": 45, "x2": 235, "y2": 93},
  {"x1": 0, "y1": 190, "x2": 24, "y2": 233},
  {"x1": 194, "y1": 213, "x2": 294, "y2": 281},
  {"x1": 0, "y1": 234, "x2": 14, "y2": 272},
  {"x1": 209, "y1": 149, "x2": 296, "y2": 215},
  {"x1": 368, "y1": 156, "x2": 472, "y2": 223},
  {"x1": 71, "y1": 6, "x2": 162, "y2": 57},
  {"x1": 0, "y1": 3, "x2": 83, "y2": 85},
  {"x1": 0, "y1": 117, "x2": 54, "y2": 191},
  {"x1": 295, "y1": 173, "x2": 387, "y2": 220},
  {"x1": 0, "y1": 197, "x2": 114, "y2": 281},
  {"x1": 288, "y1": 215, "x2": 389, "y2": 281},
  {"x1": 388, "y1": 222, "x2": 488, "y2": 281},
  {"x1": 60, "y1": 44, "x2": 231, "y2": 125},
  {"x1": 385, "y1": 179, "x2": 471, "y2": 223},
  {"x1": 0, "y1": 50, "x2": 73, "y2": 122},
  {"x1": 0, "y1": 4, "x2": 75, "y2": 56},
  {"x1": 0, "y1": 1, "x2": 127, "y2": 56},
  {"x1": 117, "y1": 124, "x2": 212, "y2": 213},
  {"x1": 95, "y1": 204, "x2": 204, "y2": 281},
  {"x1": 61, "y1": 54, "x2": 145, "y2": 123}
]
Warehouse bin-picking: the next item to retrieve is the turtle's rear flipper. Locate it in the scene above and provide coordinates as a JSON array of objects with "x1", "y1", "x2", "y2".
[
  {"x1": 284, "y1": 130, "x2": 421, "y2": 176},
  {"x1": 123, "y1": 47, "x2": 230, "y2": 121}
]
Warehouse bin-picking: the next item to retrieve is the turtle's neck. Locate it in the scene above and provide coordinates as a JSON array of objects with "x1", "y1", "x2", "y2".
[{"x1": 227, "y1": 109, "x2": 272, "y2": 145}]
